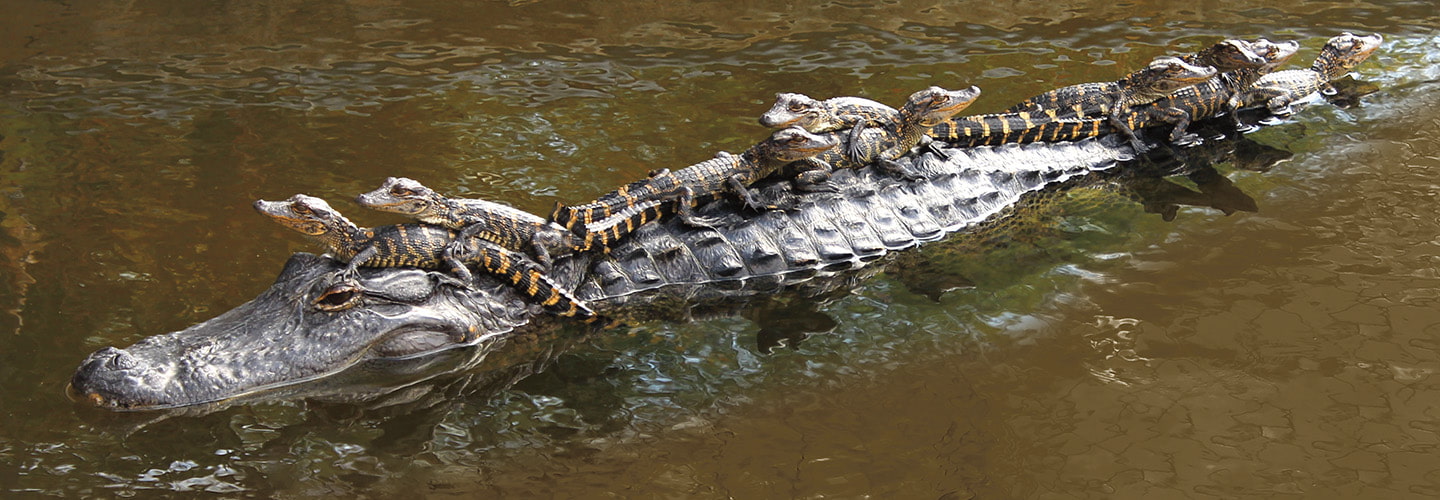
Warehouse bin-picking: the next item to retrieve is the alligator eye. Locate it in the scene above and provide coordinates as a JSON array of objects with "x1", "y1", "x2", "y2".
[
  {"x1": 390, "y1": 188, "x2": 415, "y2": 197},
  {"x1": 291, "y1": 203, "x2": 312, "y2": 215},
  {"x1": 312, "y1": 284, "x2": 362, "y2": 311},
  {"x1": 788, "y1": 104, "x2": 805, "y2": 112}
]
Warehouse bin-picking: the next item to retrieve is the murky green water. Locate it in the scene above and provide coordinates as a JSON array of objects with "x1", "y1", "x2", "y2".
[{"x1": 4, "y1": 0, "x2": 1440, "y2": 497}]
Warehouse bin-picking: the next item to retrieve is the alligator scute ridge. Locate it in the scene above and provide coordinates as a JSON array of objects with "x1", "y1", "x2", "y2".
[{"x1": 574, "y1": 136, "x2": 1126, "y2": 304}]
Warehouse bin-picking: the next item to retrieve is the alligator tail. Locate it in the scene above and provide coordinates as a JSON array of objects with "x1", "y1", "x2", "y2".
[
  {"x1": 550, "y1": 201, "x2": 577, "y2": 232},
  {"x1": 580, "y1": 199, "x2": 672, "y2": 251},
  {"x1": 463, "y1": 240, "x2": 596, "y2": 319},
  {"x1": 933, "y1": 111, "x2": 1112, "y2": 147}
]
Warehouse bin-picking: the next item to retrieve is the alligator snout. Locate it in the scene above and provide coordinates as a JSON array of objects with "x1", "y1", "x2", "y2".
[{"x1": 69, "y1": 346, "x2": 164, "y2": 409}]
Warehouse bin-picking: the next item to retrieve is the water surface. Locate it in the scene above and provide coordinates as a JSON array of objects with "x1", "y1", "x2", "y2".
[{"x1": 2, "y1": 0, "x2": 1439, "y2": 497}]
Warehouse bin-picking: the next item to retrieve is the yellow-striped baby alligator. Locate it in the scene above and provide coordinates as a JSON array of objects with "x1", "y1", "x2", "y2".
[
  {"x1": 254, "y1": 194, "x2": 596, "y2": 319},
  {"x1": 551, "y1": 126, "x2": 838, "y2": 231},
  {"x1": 1005, "y1": 44, "x2": 1248, "y2": 119},
  {"x1": 356, "y1": 177, "x2": 592, "y2": 268},
  {"x1": 796, "y1": 85, "x2": 982, "y2": 187},
  {"x1": 928, "y1": 57, "x2": 1215, "y2": 147}
]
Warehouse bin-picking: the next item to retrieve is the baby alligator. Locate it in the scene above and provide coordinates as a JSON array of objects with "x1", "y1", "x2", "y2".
[
  {"x1": 927, "y1": 60, "x2": 1213, "y2": 147},
  {"x1": 356, "y1": 177, "x2": 587, "y2": 268},
  {"x1": 759, "y1": 92, "x2": 900, "y2": 167},
  {"x1": 255, "y1": 194, "x2": 596, "y2": 319},
  {"x1": 551, "y1": 126, "x2": 838, "y2": 230},
  {"x1": 1005, "y1": 54, "x2": 1226, "y2": 119},
  {"x1": 759, "y1": 93, "x2": 898, "y2": 133},
  {"x1": 798, "y1": 85, "x2": 982, "y2": 187},
  {"x1": 1232, "y1": 32, "x2": 1383, "y2": 118},
  {"x1": 1109, "y1": 38, "x2": 1301, "y2": 150}
]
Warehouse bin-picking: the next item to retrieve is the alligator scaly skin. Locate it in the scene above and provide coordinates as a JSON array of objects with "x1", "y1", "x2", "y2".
[
  {"x1": 928, "y1": 110, "x2": 1112, "y2": 147},
  {"x1": 356, "y1": 177, "x2": 589, "y2": 267},
  {"x1": 563, "y1": 136, "x2": 1129, "y2": 307},
  {"x1": 254, "y1": 195, "x2": 597, "y2": 318},
  {"x1": 1232, "y1": 33, "x2": 1383, "y2": 117},
  {"x1": 551, "y1": 127, "x2": 836, "y2": 233}
]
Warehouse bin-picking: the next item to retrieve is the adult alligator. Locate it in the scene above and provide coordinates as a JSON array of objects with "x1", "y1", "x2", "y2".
[
  {"x1": 69, "y1": 133, "x2": 1139, "y2": 411},
  {"x1": 67, "y1": 37, "x2": 1376, "y2": 411}
]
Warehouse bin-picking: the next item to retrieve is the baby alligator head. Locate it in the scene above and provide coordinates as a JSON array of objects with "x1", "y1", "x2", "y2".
[
  {"x1": 1133, "y1": 56, "x2": 1219, "y2": 96},
  {"x1": 355, "y1": 177, "x2": 444, "y2": 219},
  {"x1": 901, "y1": 85, "x2": 983, "y2": 128},
  {"x1": 1194, "y1": 39, "x2": 1267, "y2": 72},
  {"x1": 763, "y1": 126, "x2": 841, "y2": 163},
  {"x1": 759, "y1": 92, "x2": 825, "y2": 130},
  {"x1": 1314, "y1": 32, "x2": 1383, "y2": 81},
  {"x1": 1248, "y1": 38, "x2": 1302, "y2": 73},
  {"x1": 254, "y1": 194, "x2": 359, "y2": 255}
]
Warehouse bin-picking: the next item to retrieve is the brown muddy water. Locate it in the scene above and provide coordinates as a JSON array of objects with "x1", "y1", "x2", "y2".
[{"x1": 3, "y1": 0, "x2": 1440, "y2": 497}]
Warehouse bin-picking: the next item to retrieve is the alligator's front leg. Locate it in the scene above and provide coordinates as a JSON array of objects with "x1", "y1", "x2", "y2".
[
  {"x1": 792, "y1": 158, "x2": 838, "y2": 193},
  {"x1": 339, "y1": 246, "x2": 377, "y2": 282},
  {"x1": 917, "y1": 136, "x2": 952, "y2": 161},
  {"x1": 844, "y1": 122, "x2": 881, "y2": 166},
  {"x1": 725, "y1": 175, "x2": 773, "y2": 211},
  {"x1": 435, "y1": 240, "x2": 478, "y2": 286},
  {"x1": 875, "y1": 158, "x2": 926, "y2": 182},
  {"x1": 1159, "y1": 107, "x2": 1201, "y2": 147},
  {"x1": 1265, "y1": 94, "x2": 1300, "y2": 118},
  {"x1": 1225, "y1": 95, "x2": 1260, "y2": 132}
]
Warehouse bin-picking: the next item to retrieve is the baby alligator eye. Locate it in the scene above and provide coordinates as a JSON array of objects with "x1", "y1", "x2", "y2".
[
  {"x1": 390, "y1": 188, "x2": 415, "y2": 197},
  {"x1": 312, "y1": 283, "x2": 362, "y2": 311},
  {"x1": 291, "y1": 203, "x2": 312, "y2": 215}
]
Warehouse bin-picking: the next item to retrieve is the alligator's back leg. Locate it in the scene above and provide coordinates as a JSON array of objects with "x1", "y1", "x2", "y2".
[
  {"x1": 674, "y1": 187, "x2": 722, "y2": 229},
  {"x1": 1107, "y1": 110, "x2": 1151, "y2": 154}
]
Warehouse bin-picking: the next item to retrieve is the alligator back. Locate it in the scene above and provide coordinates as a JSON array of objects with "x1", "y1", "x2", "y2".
[
  {"x1": 566, "y1": 136, "x2": 1130, "y2": 307},
  {"x1": 1004, "y1": 82, "x2": 1120, "y2": 118}
]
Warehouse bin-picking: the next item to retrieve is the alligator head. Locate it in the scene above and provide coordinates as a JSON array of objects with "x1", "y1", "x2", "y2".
[
  {"x1": 354, "y1": 176, "x2": 444, "y2": 218},
  {"x1": 68, "y1": 253, "x2": 536, "y2": 410},
  {"x1": 1138, "y1": 56, "x2": 1218, "y2": 95},
  {"x1": 1195, "y1": 39, "x2": 1267, "y2": 72},
  {"x1": 1249, "y1": 38, "x2": 1302, "y2": 73},
  {"x1": 901, "y1": 86, "x2": 982, "y2": 127},
  {"x1": 1314, "y1": 32, "x2": 1383, "y2": 81}
]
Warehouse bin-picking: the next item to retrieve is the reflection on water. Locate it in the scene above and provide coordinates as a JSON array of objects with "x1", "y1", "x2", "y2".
[{"x1": 3, "y1": 0, "x2": 1440, "y2": 496}]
